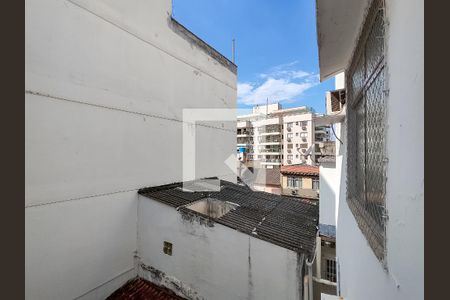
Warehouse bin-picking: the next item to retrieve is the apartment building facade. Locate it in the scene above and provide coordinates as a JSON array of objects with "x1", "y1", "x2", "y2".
[
  {"x1": 237, "y1": 103, "x2": 331, "y2": 167},
  {"x1": 315, "y1": 0, "x2": 423, "y2": 300},
  {"x1": 25, "y1": 0, "x2": 237, "y2": 299}
]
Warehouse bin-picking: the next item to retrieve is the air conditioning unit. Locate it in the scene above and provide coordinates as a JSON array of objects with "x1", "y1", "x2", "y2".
[
  {"x1": 287, "y1": 127, "x2": 292, "y2": 132},
  {"x1": 327, "y1": 89, "x2": 346, "y2": 114}
]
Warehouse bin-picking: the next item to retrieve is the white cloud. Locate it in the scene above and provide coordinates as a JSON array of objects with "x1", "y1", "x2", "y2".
[
  {"x1": 237, "y1": 63, "x2": 319, "y2": 105},
  {"x1": 238, "y1": 78, "x2": 315, "y2": 105},
  {"x1": 237, "y1": 83, "x2": 254, "y2": 99}
]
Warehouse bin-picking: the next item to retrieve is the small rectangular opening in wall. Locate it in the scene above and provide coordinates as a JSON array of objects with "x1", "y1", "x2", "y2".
[
  {"x1": 163, "y1": 241, "x2": 172, "y2": 256},
  {"x1": 186, "y1": 198, "x2": 238, "y2": 219}
]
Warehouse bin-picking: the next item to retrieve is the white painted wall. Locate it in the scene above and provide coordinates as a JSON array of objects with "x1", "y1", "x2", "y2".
[
  {"x1": 138, "y1": 196, "x2": 302, "y2": 300},
  {"x1": 336, "y1": 0, "x2": 424, "y2": 299},
  {"x1": 334, "y1": 73, "x2": 345, "y2": 90},
  {"x1": 319, "y1": 164, "x2": 338, "y2": 227},
  {"x1": 26, "y1": 0, "x2": 237, "y2": 299}
]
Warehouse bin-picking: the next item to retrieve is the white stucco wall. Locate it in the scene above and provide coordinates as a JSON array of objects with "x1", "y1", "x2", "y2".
[
  {"x1": 336, "y1": 0, "x2": 423, "y2": 299},
  {"x1": 25, "y1": 0, "x2": 237, "y2": 299},
  {"x1": 319, "y1": 164, "x2": 338, "y2": 227},
  {"x1": 137, "y1": 196, "x2": 302, "y2": 300},
  {"x1": 319, "y1": 70, "x2": 344, "y2": 227}
]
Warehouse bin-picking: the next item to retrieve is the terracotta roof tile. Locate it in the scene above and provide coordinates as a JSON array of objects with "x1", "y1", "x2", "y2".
[
  {"x1": 107, "y1": 277, "x2": 186, "y2": 300},
  {"x1": 280, "y1": 165, "x2": 319, "y2": 176}
]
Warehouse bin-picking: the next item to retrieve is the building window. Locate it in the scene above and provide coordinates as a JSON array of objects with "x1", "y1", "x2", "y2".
[
  {"x1": 296, "y1": 154, "x2": 299, "y2": 158},
  {"x1": 325, "y1": 259, "x2": 337, "y2": 282},
  {"x1": 300, "y1": 132, "x2": 308, "y2": 138},
  {"x1": 301, "y1": 121, "x2": 308, "y2": 127},
  {"x1": 287, "y1": 122, "x2": 293, "y2": 128},
  {"x1": 287, "y1": 144, "x2": 293, "y2": 149},
  {"x1": 346, "y1": 0, "x2": 387, "y2": 262},
  {"x1": 300, "y1": 143, "x2": 308, "y2": 149},
  {"x1": 295, "y1": 122, "x2": 299, "y2": 125},
  {"x1": 296, "y1": 132, "x2": 299, "y2": 136},
  {"x1": 287, "y1": 133, "x2": 293, "y2": 138},
  {"x1": 287, "y1": 154, "x2": 293, "y2": 160},
  {"x1": 287, "y1": 177, "x2": 301, "y2": 189},
  {"x1": 312, "y1": 178, "x2": 319, "y2": 190}
]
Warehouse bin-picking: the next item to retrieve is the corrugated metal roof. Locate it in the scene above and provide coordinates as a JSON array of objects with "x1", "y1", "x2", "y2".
[{"x1": 138, "y1": 180, "x2": 318, "y2": 255}]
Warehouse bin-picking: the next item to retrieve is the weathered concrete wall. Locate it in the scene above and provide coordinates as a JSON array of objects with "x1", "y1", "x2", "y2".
[
  {"x1": 336, "y1": 0, "x2": 424, "y2": 299},
  {"x1": 137, "y1": 196, "x2": 302, "y2": 300},
  {"x1": 25, "y1": 0, "x2": 237, "y2": 299}
]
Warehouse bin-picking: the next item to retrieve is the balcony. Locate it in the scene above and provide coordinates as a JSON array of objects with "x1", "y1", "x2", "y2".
[
  {"x1": 237, "y1": 120, "x2": 251, "y2": 128},
  {"x1": 258, "y1": 136, "x2": 282, "y2": 145},
  {"x1": 258, "y1": 125, "x2": 282, "y2": 136},
  {"x1": 258, "y1": 147, "x2": 282, "y2": 155},
  {"x1": 237, "y1": 129, "x2": 254, "y2": 137},
  {"x1": 260, "y1": 158, "x2": 282, "y2": 165},
  {"x1": 237, "y1": 138, "x2": 254, "y2": 147}
]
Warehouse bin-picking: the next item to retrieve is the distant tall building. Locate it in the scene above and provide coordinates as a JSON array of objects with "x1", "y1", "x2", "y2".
[{"x1": 237, "y1": 103, "x2": 331, "y2": 167}]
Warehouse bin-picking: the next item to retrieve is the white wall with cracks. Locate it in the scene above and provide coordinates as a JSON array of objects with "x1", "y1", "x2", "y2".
[
  {"x1": 25, "y1": 0, "x2": 237, "y2": 299},
  {"x1": 137, "y1": 195, "x2": 304, "y2": 300}
]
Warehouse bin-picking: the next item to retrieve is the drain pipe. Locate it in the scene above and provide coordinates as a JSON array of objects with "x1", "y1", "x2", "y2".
[
  {"x1": 305, "y1": 232, "x2": 319, "y2": 300},
  {"x1": 305, "y1": 258, "x2": 314, "y2": 300}
]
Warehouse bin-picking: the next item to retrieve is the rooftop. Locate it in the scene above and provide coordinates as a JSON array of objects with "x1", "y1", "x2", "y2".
[
  {"x1": 280, "y1": 165, "x2": 319, "y2": 176},
  {"x1": 319, "y1": 224, "x2": 336, "y2": 240},
  {"x1": 107, "y1": 277, "x2": 186, "y2": 300},
  {"x1": 138, "y1": 179, "x2": 318, "y2": 255}
]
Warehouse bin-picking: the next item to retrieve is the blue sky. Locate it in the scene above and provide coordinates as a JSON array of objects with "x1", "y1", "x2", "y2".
[{"x1": 173, "y1": 0, "x2": 335, "y2": 113}]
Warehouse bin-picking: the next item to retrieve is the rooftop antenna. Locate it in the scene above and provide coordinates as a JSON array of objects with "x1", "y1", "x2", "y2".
[{"x1": 232, "y1": 38, "x2": 236, "y2": 64}]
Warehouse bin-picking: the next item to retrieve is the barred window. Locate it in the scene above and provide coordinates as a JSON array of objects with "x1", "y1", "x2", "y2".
[
  {"x1": 325, "y1": 259, "x2": 337, "y2": 282},
  {"x1": 346, "y1": 0, "x2": 387, "y2": 263}
]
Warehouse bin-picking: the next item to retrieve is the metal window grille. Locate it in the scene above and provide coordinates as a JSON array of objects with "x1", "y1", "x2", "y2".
[
  {"x1": 346, "y1": 0, "x2": 388, "y2": 263},
  {"x1": 325, "y1": 259, "x2": 337, "y2": 282}
]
